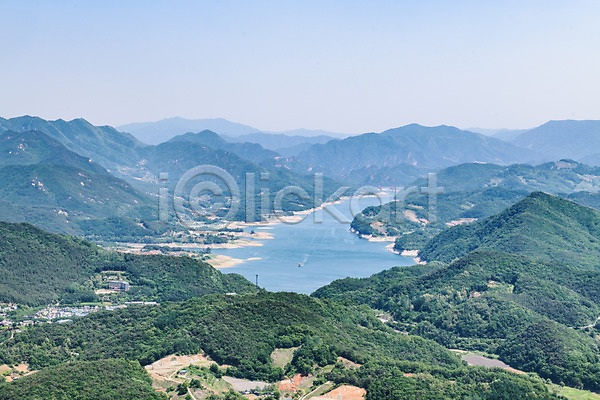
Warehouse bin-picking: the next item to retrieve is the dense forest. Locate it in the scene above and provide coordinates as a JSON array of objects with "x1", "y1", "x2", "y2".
[
  {"x1": 0, "y1": 221, "x2": 253, "y2": 305},
  {"x1": 0, "y1": 292, "x2": 562, "y2": 399},
  {"x1": 419, "y1": 192, "x2": 600, "y2": 267},
  {"x1": 314, "y1": 250, "x2": 600, "y2": 390},
  {"x1": 0, "y1": 359, "x2": 166, "y2": 400}
]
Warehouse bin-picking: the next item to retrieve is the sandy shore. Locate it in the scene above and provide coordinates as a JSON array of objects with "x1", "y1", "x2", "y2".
[
  {"x1": 386, "y1": 243, "x2": 400, "y2": 254},
  {"x1": 205, "y1": 254, "x2": 262, "y2": 269}
]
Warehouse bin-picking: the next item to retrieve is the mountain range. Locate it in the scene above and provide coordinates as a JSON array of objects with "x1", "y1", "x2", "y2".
[
  {"x1": 294, "y1": 124, "x2": 546, "y2": 185},
  {"x1": 351, "y1": 160, "x2": 600, "y2": 242},
  {"x1": 0, "y1": 130, "x2": 155, "y2": 236},
  {"x1": 0, "y1": 116, "x2": 147, "y2": 170},
  {"x1": 117, "y1": 117, "x2": 346, "y2": 145}
]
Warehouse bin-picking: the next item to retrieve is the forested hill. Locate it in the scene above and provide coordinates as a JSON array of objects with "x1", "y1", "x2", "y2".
[
  {"x1": 0, "y1": 221, "x2": 253, "y2": 305},
  {"x1": 0, "y1": 291, "x2": 560, "y2": 399},
  {"x1": 0, "y1": 359, "x2": 164, "y2": 400},
  {"x1": 167, "y1": 130, "x2": 279, "y2": 163},
  {"x1": 419, "y1": 191, "x2": 600, "y2": 267},
  {"x1": 0, "y1": 116, "x2": 147, "y2": 169},
  {"x1": 350, "y1": 160, "x2": 600, "y2": 241},
  {"x1": 0, "y1": 129, "x2": 156, "y2": 236},
  {"x1": 313, "y1": 250, "x2": 600, "y2": 391},
  {"x1": 0, "y1": 130, "x2": 108, "y2": 175}
]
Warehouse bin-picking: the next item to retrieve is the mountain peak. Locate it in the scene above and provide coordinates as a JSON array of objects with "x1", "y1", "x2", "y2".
[{"x1": 420, "y1": 192, "x2": 600, "y2": 268}]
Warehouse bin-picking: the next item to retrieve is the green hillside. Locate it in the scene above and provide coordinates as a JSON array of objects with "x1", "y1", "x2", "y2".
[
  {"x1": 168, "y1": 130, "x2": 279, "y2": 163},
  {"x1": 0, "y1": 292, "x2": 560, "y2": 399},
  {"x1": 0, "y1": 221, "x2": 252, "y2": 305},
  {"x1": 140, "y1": 140, "x2": 341, "y2": 218},
  {"x1": 0, "y1": 359, "x2": 165, "y2": 400},
  {"x1": 314, "y1": 251, "x2": 600, "y2": 390},
  {"x1": 351, "y1": 160, "x2": 600, "y2": 243},
  {"x1": 0, "y1": 164, "x2": 153, "y2": 219},
  {"x1": 0, "y1": 129, "x2": 158, "y2": 236},
  {"x1": 0, "y1": 130, "x2": 107, "y2": 175},
  {"x1": 0, "y1": 116, "x2": 147, "y2": 170},
  {"x1": 419, "y1": 192, "x2": 600, "y2": 267}
]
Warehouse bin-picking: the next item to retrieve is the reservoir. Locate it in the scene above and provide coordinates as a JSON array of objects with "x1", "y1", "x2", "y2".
[{"x1": 213, "y1": 195, "x2": 415, "y2": 294}]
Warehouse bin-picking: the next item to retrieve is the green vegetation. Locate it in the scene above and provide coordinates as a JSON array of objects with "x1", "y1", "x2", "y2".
[
  {"x1": 0, "y1": 292, "x2": 562, "y2": 398},
  {"x1": 351, "y1": 161, "x2": 600, "y2": 243},
  {"x1": 0, "y1": 130, "x2": 108, "y2": 175},
  {"x1": 0, "y1": 359, "x2": 166, "y2": 400},
  {"x1": 168, "y1": 130, "x2": 278, "y2": 163},
  {"x1": 327, "y1": 360, "x2": 560, "y2": 400},
  {"x1": 314, "y1": 250, "x2": 600, "y2": 391},
  {"x1": 0, "y1": 221, "x2": 253, "y2": 305},
  {"x1": 419, "y1": 192, "x2": 600, "y2": 267},
  {"x1": 0, "y1": 116, "x2": 147, "y2": 170},
  {"x1": 0, "y1": 130, "x2": 157, "y2": 237},
  {"x1": 0, "y1": 292, "x2": 459, "y2": 379}
]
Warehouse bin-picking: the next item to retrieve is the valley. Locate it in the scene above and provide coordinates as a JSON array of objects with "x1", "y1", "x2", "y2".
[{"x1": 4, "y1": 114, "x2": 600, "y2": 399}]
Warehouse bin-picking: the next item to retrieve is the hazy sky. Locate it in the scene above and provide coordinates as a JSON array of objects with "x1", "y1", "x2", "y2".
[{"x1": 1, "y1": 1, "x2": 599, "y2": 133}]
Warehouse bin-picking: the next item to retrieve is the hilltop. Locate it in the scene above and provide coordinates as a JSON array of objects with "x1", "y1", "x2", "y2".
[
  {"x1": 0, "y1": 221, "x2": 252, "y2": 305},
  {"x1": 0, "y1": 130, "x2": 107, "y2": 175},
  {"x1": 419, "y1": 192, "x2": 600, "y2": 267},
  {"x1": 0, "y1": 130, "x2": 155, "y2": 236},
  {"x1": 167, "y1": 130, "x2": 279, "y2": 163},
  {"x1": 512, "y1": 120, "x2": 600, "y2": 163},
  {"x1": 314, "y1": 250, "x2": 600, "y2": 390},
  {"x1": 350, "y1": 161, "x2": 600, "y2": 249}
]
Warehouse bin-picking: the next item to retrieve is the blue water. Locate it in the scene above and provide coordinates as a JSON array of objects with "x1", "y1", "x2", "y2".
[{"x1": 215, "y1": 196, "x2": 414, "y2": 294}]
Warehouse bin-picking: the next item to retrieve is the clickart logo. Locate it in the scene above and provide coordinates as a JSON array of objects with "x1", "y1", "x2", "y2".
[{"x1": 158, "y1": 165, "x2": 443, "y2": 229}]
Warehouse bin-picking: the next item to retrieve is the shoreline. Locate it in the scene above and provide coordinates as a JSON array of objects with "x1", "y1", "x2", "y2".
[
  {"x1": 208, "y1": 192, "x2": 393, "y2": 268},
  {"x1": 205, "y1": 254, "x2": 262, "y2": 269},
  {"x1": 109, "y1": 189, "x2": 401, "y2": 268}
]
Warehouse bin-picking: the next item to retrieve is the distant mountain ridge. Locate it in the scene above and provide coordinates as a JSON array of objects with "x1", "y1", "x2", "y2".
[
  {"x1": 511, "y1": 120, "x2": 600, "y2": 163},
  {"x1": 167, "y1": 130, "x2": 279, "y2": 163},
  {"x1": 222, "y1": 131, "x2": 335, "y2": 155},
  {"x1": 117, "y1": 116, "x2": 347, "y2": 145},
  {"x1": 295, "y1": 124, "x2": 545, "y2": 183}
]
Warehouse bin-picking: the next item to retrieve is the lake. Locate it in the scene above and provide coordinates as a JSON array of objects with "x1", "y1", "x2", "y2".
[{"x1": 214, "y1": 194, "x2": 415, "y2": 294}]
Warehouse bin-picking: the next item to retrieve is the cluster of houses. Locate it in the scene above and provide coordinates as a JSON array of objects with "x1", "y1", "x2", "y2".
[
  {"x1": 34, "y1": 305, "x2": 101, "y2": 320},
  {"x1": 0, "y1": 301, "x2": 159, "y2": 329},
  {"x1": 0, "y1": 304, "x2": 18, "y2": 328}
]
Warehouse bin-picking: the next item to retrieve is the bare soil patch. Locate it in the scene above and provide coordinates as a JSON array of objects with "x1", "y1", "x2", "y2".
[{"x1": 312, "y1": 385, "x2": 366, "y2": 400}]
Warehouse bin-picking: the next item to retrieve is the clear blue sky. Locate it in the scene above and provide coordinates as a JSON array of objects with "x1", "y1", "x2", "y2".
[{"x1": 1, "y1": 1, "x2": 599, "y2": 133}]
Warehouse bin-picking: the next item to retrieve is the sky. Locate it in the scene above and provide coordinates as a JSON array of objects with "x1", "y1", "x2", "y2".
[{"x1": 1, "y1": 0, "x2": 599, "y2": 133}]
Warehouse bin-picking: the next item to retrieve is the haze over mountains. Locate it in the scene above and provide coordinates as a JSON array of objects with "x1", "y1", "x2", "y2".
[
  {"x1": 3, "y1": 114, "x2": 600, "y2": 237},
  {"x1": 5, "y1": 114, "x2": 600, "y2": 398},
  {"x1": 0, "y1": 116, "x2": 147, "y2": 170},
  {"x1": 117, "y1": 117, "x2": 346, "y2": 145}
]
